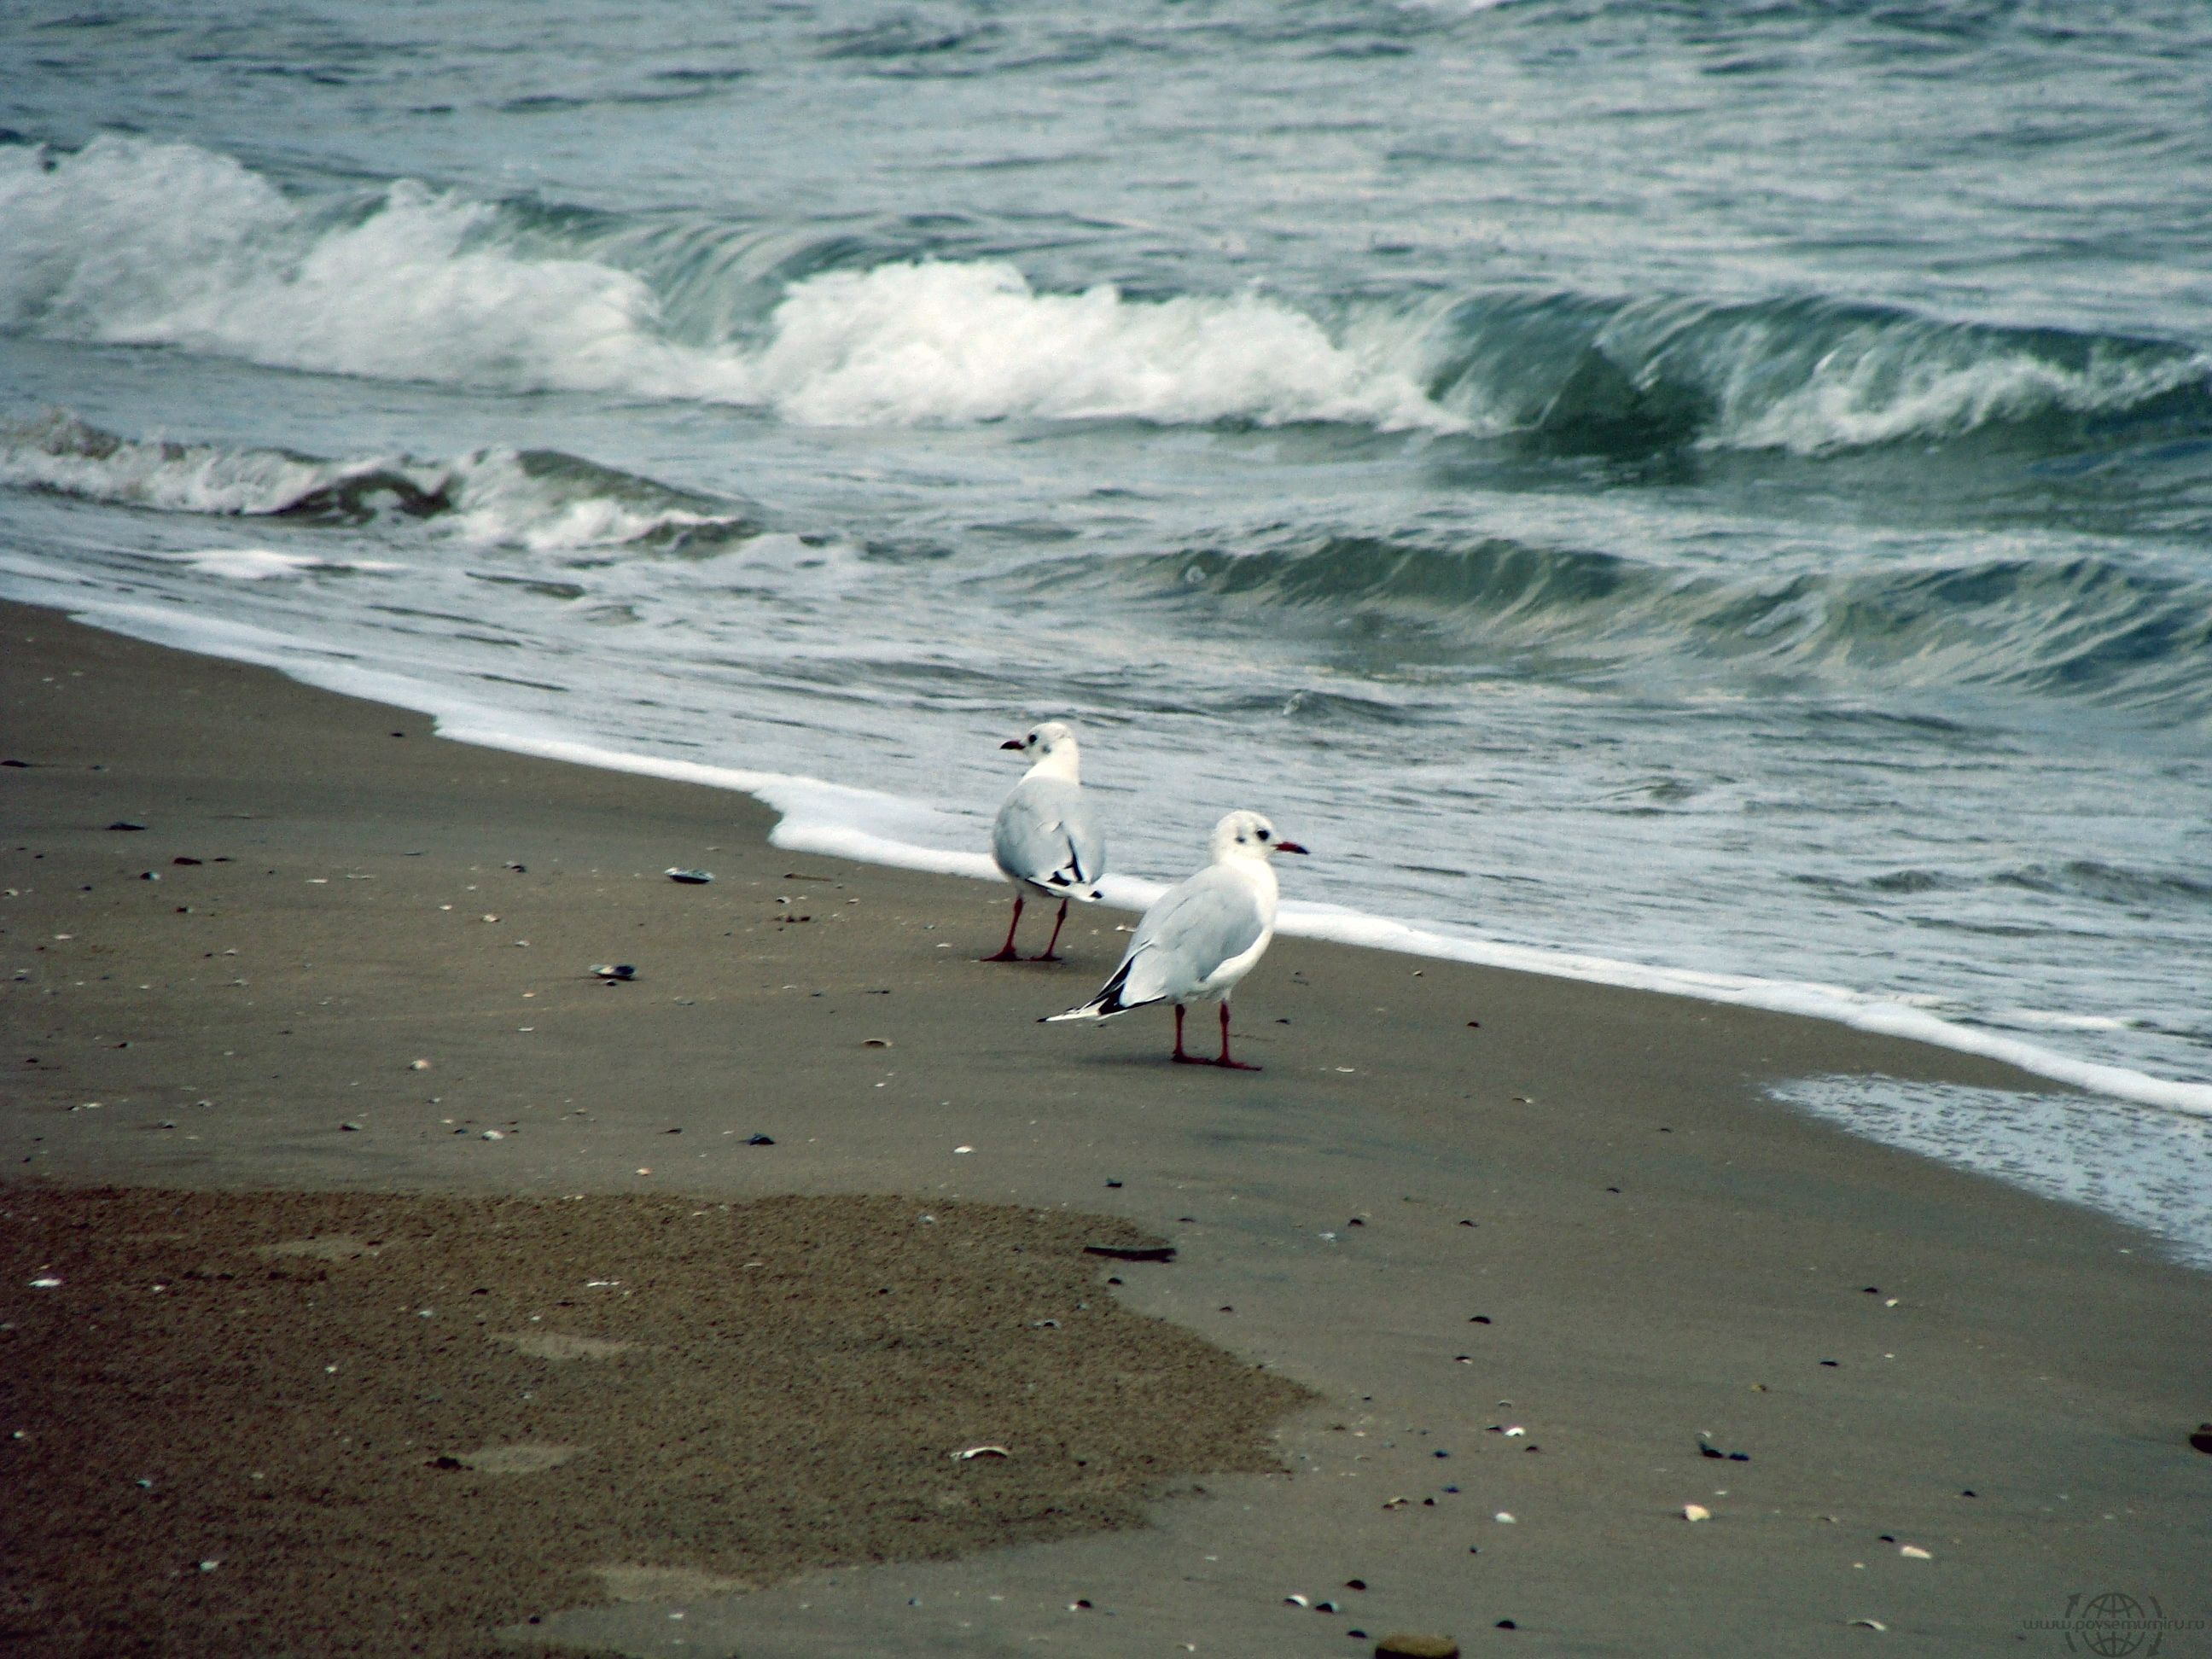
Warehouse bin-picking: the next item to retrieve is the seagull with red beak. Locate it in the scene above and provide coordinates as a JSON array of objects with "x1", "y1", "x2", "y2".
[
  {"x1": 984, "y1": 719, "x2": 1105, "y2": 962},
  {"x1": 1045, "y1": 809, "x2": 1307, "y2": 1069}
]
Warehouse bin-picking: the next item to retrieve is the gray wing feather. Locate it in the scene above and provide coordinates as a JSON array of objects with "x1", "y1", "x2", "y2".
[
  {"x1": 992, "y1": 776, "x2": 1103, "y2": 894},
  {"x1": 1117, "y1": 865, "x2": 1265, "y2": 1005}
]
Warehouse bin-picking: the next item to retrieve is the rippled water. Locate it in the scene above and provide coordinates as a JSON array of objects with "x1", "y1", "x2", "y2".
[{"x1": 3, "y1": 4, "x2": 2209, "y2": 1150}]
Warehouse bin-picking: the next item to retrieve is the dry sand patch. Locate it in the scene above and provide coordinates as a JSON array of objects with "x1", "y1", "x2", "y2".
[{"x1": 0, "y1": 1183, "x2": 1311, "y2": 1659}]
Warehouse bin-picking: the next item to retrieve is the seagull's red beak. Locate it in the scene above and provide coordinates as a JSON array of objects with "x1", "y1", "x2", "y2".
[
  {"x1": 1275, "y1": 840, "x2": 1310, "y2": 855},
  {"x1": 1000, "y1": 738, "x2": 1023, "y2": 750}
]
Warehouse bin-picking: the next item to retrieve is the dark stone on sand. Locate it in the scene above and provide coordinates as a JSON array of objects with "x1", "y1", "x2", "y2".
[
  {"x1": 107, "y1": 819, "x2": 146, "y2": 831},
  {"x1": 2191, "y1": 1424, "x2": 2212, "y2": 1456},
  {"x1": 1376, "y1": 1635, "x2": 1460, "y2": 1657},
  {"x1": 747, "y1": 1133, "x2": 775, "y2": 1145},
  {"x1": 1084, "y1": 1243, "x2": 1176, "y2": 1262}
]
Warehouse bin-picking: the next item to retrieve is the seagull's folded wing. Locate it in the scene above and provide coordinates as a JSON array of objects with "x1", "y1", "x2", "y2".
[
  {"x1": 1118, "y1": 865, "x2": 1266, "y2": 1004},
  {"x1": 993, "y1": 776, "x2": 1098, "y2": 890}
]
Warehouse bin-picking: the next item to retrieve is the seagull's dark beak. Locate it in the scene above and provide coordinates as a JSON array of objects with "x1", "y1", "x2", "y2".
[
  {"x1": 999, "y1": 738, "x2": 1023, "y2": 750},
  {"x1": 1275, "y1": 840, "x2": 1310, "y2": 855}
]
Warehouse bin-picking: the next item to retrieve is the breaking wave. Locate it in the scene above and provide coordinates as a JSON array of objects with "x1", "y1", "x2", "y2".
[
  {"x1": 0, "y1": 413, "x2": 758, "y2": 553},
  {"x1": 3, "y1": 135, "x2": 2207, "y2": 455},
  {"x1": 1423, "y1": 290, "x2": 2212, "y2": 458},
  {"x1": 0, "y1": 137, "x2": 1444, "y2": 430}
]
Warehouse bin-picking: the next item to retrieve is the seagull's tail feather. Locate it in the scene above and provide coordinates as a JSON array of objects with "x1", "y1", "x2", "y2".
[{"x1": 1041, "y1": 952, "x2": 1153, "y2": 1023}]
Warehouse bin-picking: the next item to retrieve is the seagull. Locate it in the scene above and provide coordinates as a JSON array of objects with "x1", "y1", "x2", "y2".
[
  {"x1": 1045, "y1": 809, "x2": 1307, "y2": 1069},
  {"x1": 985, "y1": 719, "x2": 1106, "y2": 963}
]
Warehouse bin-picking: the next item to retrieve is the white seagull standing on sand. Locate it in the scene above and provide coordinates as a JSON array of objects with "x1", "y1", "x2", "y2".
[
  {"x1": 985, "y1": 719, "x2": 1106, "y2": 963},
  {"x1": 1046, "y1": 809, "x2": 1307, "y2": 1069}
]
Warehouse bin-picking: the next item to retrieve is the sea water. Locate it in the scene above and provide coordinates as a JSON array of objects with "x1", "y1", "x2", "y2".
[{"x1": 2, "y1": 3, "x2": 2207, "y2": 1256}]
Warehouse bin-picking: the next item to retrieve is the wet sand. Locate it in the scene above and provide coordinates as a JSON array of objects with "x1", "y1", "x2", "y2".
[{"x1": 3, "y1": 602, "x2": 2206, "y2": 1657}]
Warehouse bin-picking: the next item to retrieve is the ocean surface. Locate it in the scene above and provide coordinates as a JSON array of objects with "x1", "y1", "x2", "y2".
[{"x1": 3, "y1": 3, "x2": 2208, "y2": 1257}]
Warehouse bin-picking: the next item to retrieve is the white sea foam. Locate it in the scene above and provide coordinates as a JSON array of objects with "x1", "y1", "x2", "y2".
[
  {"x1": 1264, "y1": 902, "x2": 2212, "y2": 1118},
  {"x1": 0, "y1": 137, "x2": 713, "y2": 399},
  {"x1": 159, "y1": 548, "x2": 405, "y2": 580},
  {"x1": 737, "y1": 259, "x2": 1453, "y2": 429},
  {"x1": 0, "y1": 137, "x2": 1456, "y2": 430},
  {"x1": 1773, "y1": 1075, "x2": 2212, "y2": 1269},
  {"x1": 1720, "y1": 333, "x2": 2211, "y2": 456}
]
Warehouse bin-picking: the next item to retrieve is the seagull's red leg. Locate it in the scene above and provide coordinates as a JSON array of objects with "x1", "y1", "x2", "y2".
[
  {"x1": 1031, "y1": 898, "x2": 1069, "y2": 962},
  {"x1": 1214, "y1": 999, "x2": 1260, "y2": 1070},
  {"x1": 1171, "y1": 1003, "x2": 1202, "y2": 1063},
  {"x1": 981, "y1": 894, "x2": 1023, "y2": 962}
]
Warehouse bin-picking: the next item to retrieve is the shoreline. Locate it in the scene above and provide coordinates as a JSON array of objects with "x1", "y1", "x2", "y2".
[
  {"x1": 3, "y1": 599, "x2": 2208, "y2": 1656},
  {"x1": 10, "y1": 579, "x2": 2206, "y2": 1118}
]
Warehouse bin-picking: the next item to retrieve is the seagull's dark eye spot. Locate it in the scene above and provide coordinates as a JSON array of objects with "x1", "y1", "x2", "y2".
[{"x1": 1259, "y1": 829, "x2": 1271, "y2": 841}]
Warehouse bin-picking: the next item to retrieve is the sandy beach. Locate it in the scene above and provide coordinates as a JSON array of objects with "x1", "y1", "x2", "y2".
[{"x1": 3, "y1": 601, "x2": 2206, "y2": 1658}]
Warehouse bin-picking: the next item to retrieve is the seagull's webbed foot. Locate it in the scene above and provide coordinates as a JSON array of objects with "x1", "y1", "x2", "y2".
[
  {"x1": 1169, "y1": 1003, "x2": 1201, "y2": 1063},
  {"x1": 981, "y1": 895, "x2": 1025, "y2": 962},
  {"x1": 1211, "y1": 1002, "x2": 1260, "y2": 1070}
]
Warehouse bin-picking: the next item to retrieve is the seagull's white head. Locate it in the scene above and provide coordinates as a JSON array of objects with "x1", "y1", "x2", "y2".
[
  {"x1": 1209, "y1": 809, "x2": 1309, "y2": 863},
  {"x1": 1000, "y1": 719, "x2": 1081, "y2": 779}
]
